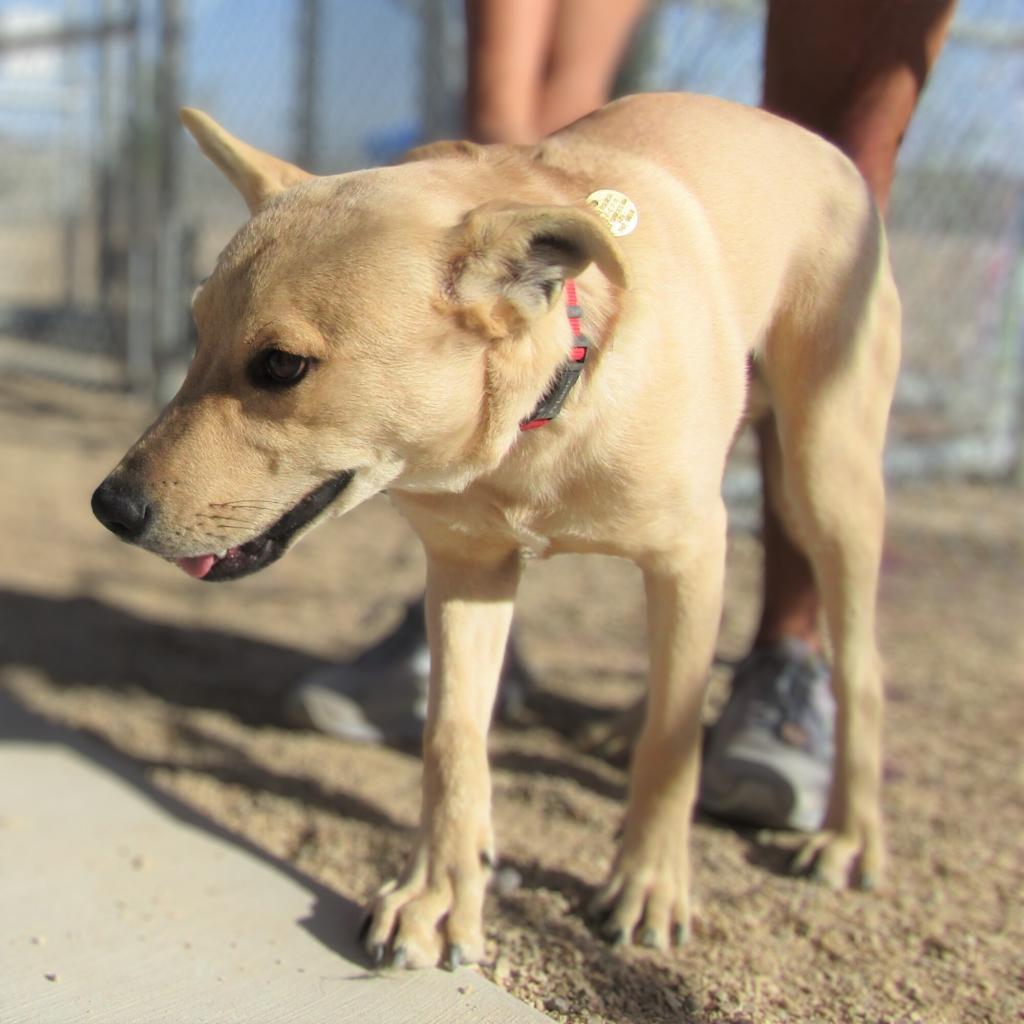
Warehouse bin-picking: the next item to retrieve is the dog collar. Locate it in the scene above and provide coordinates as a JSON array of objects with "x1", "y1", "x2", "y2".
[{"x1": 520, "y1": 279, "x2": 590, "y2": 431}]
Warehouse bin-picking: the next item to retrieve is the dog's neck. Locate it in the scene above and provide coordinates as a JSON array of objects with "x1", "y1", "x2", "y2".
[
  {"x1": 461, "y1": 266, "x2": 622, "y2": 482},
  {"x1": 518, "y1": 279, "x2": 590, "y2": 431}
]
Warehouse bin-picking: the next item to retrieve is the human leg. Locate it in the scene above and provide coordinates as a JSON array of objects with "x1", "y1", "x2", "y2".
[
  {"x1": 764, "y1": 0, "x2": 958, "y2": 211},
  {"x1": 702, "y1": 0, "x2": 955, "y2": 831},
  {"x1": 758, "y1": 0, "x2": 955, "y2": 640},
  {"x1": 536, "y1": 0, "x2": 648, "y2": 137},
  {"x1": 464, "y1": 0, "x2": 558, "y2": 143}
]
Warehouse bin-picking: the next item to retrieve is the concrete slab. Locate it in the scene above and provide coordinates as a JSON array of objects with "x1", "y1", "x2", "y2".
[{"x1": 0, "y1": 691, "x2": 551, "y2": 1024}]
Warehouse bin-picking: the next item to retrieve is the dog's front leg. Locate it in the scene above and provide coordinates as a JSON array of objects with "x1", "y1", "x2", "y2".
[
  {"x1": 364, "y1": 543, "x2": 520, "y2": 970},
  {"x1": 590, "y1": 505, "x2": 727, "y2": 950}
]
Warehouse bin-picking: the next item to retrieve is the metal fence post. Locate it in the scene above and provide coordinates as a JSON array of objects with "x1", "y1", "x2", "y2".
[
  {"x1": 295, "y1": 0, "x2": 322, "y2": 170},
  {"x1": 125, "y1": 0, "x2": 154, "y2": 392},
  {"x1": 153, "y1": 0, "x2": 187, "y2": 402},
  {"x1": 419, "y1": 0, "x2": 448, "y2": 143}
]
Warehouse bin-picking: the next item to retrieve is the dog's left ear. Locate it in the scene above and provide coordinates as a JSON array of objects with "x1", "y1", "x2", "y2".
[
  {"x1": 180, "y1": 108, "x2": 314, "y2": 214},
  {"x1": 450, "y1": 203, "x2": 630, "y2": 335}
]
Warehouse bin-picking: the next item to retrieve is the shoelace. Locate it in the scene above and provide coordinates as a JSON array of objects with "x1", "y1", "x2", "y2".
[{"x1": 739, "y1": 649, "x2": 826, "y2": 741}]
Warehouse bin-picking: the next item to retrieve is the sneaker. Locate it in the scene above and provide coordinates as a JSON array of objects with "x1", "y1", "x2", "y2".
[
  {"x1": 285, "y1": 600, "x2": 531, "y2": 743},
  {"x1": 699, "y1": 638, "x2": 835, "y2": 832}
]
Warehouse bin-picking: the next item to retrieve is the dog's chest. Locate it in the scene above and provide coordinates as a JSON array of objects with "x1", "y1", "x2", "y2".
[
  {"x1": 448, "y1": 498, "x2": 558, "y2": 557},
  {"x1": 497, "y1": 508, "x2": 554, "y2": 558},
  {"x1": 399, "y1": 486, "x2": 610, "y2": 560}
]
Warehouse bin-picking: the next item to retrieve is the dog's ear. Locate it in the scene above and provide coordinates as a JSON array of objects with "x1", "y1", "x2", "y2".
[
  {"x1": 451, "y1": 203, "x2": 630, "y2": 335},
  {"x1": 180, "y1": 108, "x2": 314, "y2": 214}
]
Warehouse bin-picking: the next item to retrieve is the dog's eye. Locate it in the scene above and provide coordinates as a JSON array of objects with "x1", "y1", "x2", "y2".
[{"x1": 253, "y1": 349, "x2": 311, "y2": 389}]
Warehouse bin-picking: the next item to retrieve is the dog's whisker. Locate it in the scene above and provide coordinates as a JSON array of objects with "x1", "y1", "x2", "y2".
[
  {"x1": 217, "y1": 507, "x2": 283, "y2": 515},
  {"x1": 213, "y1": 504, "x2": 287, "y2": 510},
  {"x1": 200, "y1": 515, "x2": 260, "y2": 526},
  {"x1": 214, "y1": 498, "x2": 293, "y2": 508},
  {"x1": 195, "y1": 517, "x2": 258, "y2": 529}
]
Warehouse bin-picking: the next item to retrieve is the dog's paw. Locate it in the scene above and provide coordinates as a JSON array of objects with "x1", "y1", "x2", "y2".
[
  {"x1": 362, "y1": 839, "x2": 492, "y2": 970},
  {"x1": 791, "y1": 819, "x2": 886, "y2": 890},
  {"x1": 587, "y1": 830, "x2": 691, "y2": 952}
]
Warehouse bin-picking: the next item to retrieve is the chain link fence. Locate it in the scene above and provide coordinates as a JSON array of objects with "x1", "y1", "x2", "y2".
[
  {"x1": 0, "y1": 1, "x2": 137, "y2": 387},
  {"x1": 1, "y1": 0, "x2": 1021, "y2": 485}
]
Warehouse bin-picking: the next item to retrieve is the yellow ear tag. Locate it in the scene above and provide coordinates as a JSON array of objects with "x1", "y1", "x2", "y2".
[{"x1": 586, "y1": 189, "x2": 639, "y2": 237}]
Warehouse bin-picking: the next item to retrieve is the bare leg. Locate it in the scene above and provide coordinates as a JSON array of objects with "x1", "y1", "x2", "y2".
[
  {"x1": 465, "y1": 0, "x2": 647, "y2": 143},
  {"x1": 537, "y1": 0, "x2": 648, "y2": 137},
  {"x1": 465, "y1": 0, "x2": 558, "y2": 143},
  {"x1": 754, "y1": 415, "x2": 822, "y2": 650},
  {"x1": 755, "y1": 0, "x2": 957, "y2": 644},
  {"x1": 764, "y1": 0, "x2": 958, "y2": 212}
]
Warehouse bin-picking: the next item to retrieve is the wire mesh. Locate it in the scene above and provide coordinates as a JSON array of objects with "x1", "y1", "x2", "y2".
[{"x1": 0, "y1": 0, "x2": 1020, "y2": 482}]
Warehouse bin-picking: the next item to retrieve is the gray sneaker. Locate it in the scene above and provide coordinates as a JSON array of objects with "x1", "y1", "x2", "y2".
[
  {"x1": 285, "y1": 601, "x2": 530, "y2": 743},
  {"x1": 699, "y1": 638, "x2": 835, "y2": 832}
]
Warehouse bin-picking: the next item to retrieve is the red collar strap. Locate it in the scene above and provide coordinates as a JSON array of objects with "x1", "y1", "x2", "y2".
[{"x1": 520, "y1": 279, "x2": 590, "y2": 431}]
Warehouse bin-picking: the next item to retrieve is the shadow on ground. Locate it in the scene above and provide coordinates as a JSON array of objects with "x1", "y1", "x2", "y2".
[{"x1": 0, "y1": 588, "x2": 329, "y2": 724}]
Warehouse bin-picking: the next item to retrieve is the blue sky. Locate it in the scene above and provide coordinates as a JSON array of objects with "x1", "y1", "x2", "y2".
[
  {"x1": 184, "y1": 0, "x2": 421, "y2": 164},
  {"x1": 0, "y1": 0, "x2": 1021, "y2": 176}
]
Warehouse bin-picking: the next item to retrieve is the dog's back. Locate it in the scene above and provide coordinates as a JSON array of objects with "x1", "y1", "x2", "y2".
[{"x1": 538, "y1": 93, "x2": 888, "y2": 359}]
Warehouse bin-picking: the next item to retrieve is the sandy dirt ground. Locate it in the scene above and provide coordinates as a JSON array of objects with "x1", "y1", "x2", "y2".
[{"x1": 1, "y1": 372, "x2": 1021, "y2": 1024}]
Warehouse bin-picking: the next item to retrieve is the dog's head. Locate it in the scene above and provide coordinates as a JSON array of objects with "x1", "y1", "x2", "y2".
[{"x1": 91, "y1": 110, "x2": 627, "y2": 581}]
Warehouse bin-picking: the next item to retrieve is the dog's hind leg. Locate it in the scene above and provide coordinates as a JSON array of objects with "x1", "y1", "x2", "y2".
[
  {"x1": 589, "y1": 499, "x2": 728, "y2": 949},
  {"x1": 363, "y1": 541, "x2": 520, "y2": 969},
  {"x1": 764, "y1": 267, "x2": 901, "y2": 890}
]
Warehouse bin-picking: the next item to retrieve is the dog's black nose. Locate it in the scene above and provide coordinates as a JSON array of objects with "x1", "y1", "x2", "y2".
[{"x1": 91, "y1": 476, "x2": 152, "y2": 540}]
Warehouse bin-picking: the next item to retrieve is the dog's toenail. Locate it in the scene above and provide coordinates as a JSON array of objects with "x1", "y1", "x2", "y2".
[
  {"x1": 446, "y1": 944, "x2": 463, "y2": 971},
  {"x1": 600, "y1": 925, "x2": 624, "y2": 946},
  {"x1": 638, "y1": 927, "x2": 659, "y2": 948},
  {"x1": 372, "y1": 944, "x2": 386, "y2": 968},
  {"x1": 391, "y1": 946, "x2": 407, "y2": 969},
  {"x1": 671, "y1": 922, "x2": 690, "y2": 946}
]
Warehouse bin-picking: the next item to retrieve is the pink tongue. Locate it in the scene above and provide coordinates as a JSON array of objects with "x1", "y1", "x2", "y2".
[{"x1": 175, "y1": 554, "x2": 217, "y2": 579}]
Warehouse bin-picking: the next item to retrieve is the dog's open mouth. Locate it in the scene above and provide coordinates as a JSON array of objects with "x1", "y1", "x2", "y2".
[{"x1": 174, "y1": 470, "x2": 355, "y2": 582}]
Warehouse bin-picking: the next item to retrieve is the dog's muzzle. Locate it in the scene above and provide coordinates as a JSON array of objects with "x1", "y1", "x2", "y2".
[
  {"x1": 91, "y1": 469, "x2": 355, "y2": 582},
  {"x1": 184, "y1": 470, "x2": 355, "y2": 582}
]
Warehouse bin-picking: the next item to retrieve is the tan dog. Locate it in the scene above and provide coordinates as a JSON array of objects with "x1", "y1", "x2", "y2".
[{"x1": 92, "y1": 93, "x2": 898, "y2": 968}]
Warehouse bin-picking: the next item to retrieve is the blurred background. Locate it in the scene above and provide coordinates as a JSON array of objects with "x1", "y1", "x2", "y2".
[{"x1": 0, "y1": 0, "x2": 1022, "y2": 488}]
